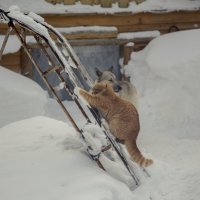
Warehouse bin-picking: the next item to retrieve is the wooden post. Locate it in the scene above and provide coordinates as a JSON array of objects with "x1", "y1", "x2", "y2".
[
  {"x1": 118, "y1": 0, "x2": 129, "y2": 8},
  {"x1": 122, "y1": 42, "x2": 134, "y2": 80},
  {"x1": 63, "y1": 0, "x2": 75, "y2": 4},
  {"x1": 123, "y1": 42, "x2": 134, "y2": 65},
  {"x1": 80, "y1": 0, "x2": 94, "y2": 5},
  {"x1": 101, "y1": 0, "x2": 112, "y2": 8}
]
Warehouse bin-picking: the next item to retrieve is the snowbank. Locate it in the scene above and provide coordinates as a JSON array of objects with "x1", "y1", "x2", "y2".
[
  {"x1": 0, "y1": 66, "x2": 47, "y2": 127},
  {"x1": 0, "y1": 35, "x2": 21, "y2": 55},
  {"x1": 0, "y1": 0, "x2": 200, "y2": 14},
  {"x1": 125, "y1": 28, "x2": 200, "y2": 199},
  {"x1": 126, "y1": 28, "x2": 200, "y2": 139},
  {"x1": 1, "y1": 24, "x2": 200, "y2": 200},
  {"x1": 0, "y1": 116, "x2": 134, "y2": 200}
]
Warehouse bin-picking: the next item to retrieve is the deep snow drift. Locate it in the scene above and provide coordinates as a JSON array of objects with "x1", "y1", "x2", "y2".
[
  {"x1": 0, "y1": 28, "x2": 200, "y2": 200},
  {"x1": 125, "y1": 28, "x2": 200, "y2": 199},
  {"x1": 0, "y1": 116, "x2": 134, "y2": 200},
  {"x1": 0, "y1": 67, "x2": 47, "y2": 127}
]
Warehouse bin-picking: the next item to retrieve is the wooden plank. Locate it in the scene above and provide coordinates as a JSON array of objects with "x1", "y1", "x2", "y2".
[
  {"x1": 41, "y1": 13, "x2": 140, "y2": 27},
  {"x1": 0, "y1": 24, "x2": 22, "y2": 34},
  {"x1": 41, "y1": 11, "x2": 200, "y2": 28},
  {"x1": 0, "y1": 24, "x2": 10, "y2": 35},
  {"x1": 117, "y1": 22, "x2": 200, "y2": 33},
  {"x1": 61, "y1": 30, "x2": 118, "y2": 39},
  {"x1": 141, "y1": 11, "x2": 200, "y2": 24},
  {"x1": 0, "y1": 51, "x2": 21, "y2": 73},
  {"x1": 27, "y1": 36, "x2": 154, "y2": 48},
  {"x1": 1, "y1": 10, "x2": 200, "y2": 35},
  {"x1": 123, "y1": 43, "x2": 134, "y2": 65}
]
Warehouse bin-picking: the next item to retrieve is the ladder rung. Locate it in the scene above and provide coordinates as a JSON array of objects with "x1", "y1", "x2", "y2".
[
  {"x1": 101, "y1": 144, "x2": 112, "y2": 152},
  {"x1": 42, "y1": 65, "x2": 62, "y2": 76},
  {"x1": 55, "y1": 66, "x2": 64, "y2": 74}
]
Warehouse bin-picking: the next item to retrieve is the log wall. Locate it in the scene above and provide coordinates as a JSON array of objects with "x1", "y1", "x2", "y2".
[{"x1": 0, "y1": 10, "x2": 200, "y2": 73}]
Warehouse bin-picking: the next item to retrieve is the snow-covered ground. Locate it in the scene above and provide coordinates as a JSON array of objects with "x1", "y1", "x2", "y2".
[
  {"x1": 0, "y1": 28, "x2": 200, "y2": 200},
  {"x1": 0, "y1": 0, "x2": 200, "y2": 14},
  {"x1": 0, "y1": 67, "x2": 47, "y2": 127},
  {"x1": 125, "y1": 28, "x2": 200, "y2": 199}
]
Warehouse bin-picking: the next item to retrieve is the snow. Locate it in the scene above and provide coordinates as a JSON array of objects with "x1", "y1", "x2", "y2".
[
  {"x1": 8, "y1": 7, "x2": 49, "y2": 38},
  {"x1": 7, "y1": 8, "x2": 78, "y2": 72},
  {"x1": 0, "y1": 35, "x2": 21, "y2": 55},
  {"x1": 0, "y1": 0, "x2": 200, "y2": 14},
  {"x1": 57, "y1": 26, "x2": 117, "y2": 34},
  {"x1": 28, "y1": 11, "x2": 45, "y2": 23},
  {"x1": 124, "y1": 28, "x2": 200, "y2": 199},
  {"x1": 117, "y1": 30, "x2": 160, "y2": 40},
  {"x1": 0, "y1": 117, "x2": 134, "y2": 200},
  {"x1": 1, "y1": 20, "x2": 200, "y2": 200},
  {"x1": 0, "y1": 67, "x2": 47, "y2": 127}
]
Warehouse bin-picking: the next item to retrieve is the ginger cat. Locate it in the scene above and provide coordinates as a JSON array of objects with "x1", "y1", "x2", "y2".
[{"x1": 76, "y1": 82, "x2": 153, "y2": 167}]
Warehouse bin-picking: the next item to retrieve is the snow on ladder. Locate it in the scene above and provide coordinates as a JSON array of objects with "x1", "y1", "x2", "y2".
[{"x1": 0, "y1": 7, "x2": 148, "y2": 190}]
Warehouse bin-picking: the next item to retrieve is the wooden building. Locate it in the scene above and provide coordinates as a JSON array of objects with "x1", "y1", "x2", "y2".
[{"x1": 0, "y1": 1, "x2": 200, "y2": 76}]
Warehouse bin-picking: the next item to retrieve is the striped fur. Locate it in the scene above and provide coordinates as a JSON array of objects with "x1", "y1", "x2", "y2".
[{"x1": 78, "y1": 82, "x2": 153, "y2": 167}]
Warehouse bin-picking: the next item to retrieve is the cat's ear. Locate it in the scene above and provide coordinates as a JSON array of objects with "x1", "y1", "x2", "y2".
[
  {"x1": 108, "y1": 66, "x2": 114, "y2": 72},
  {"x1": 95, "y1": 67, "x2": 103, "y2": 77}
]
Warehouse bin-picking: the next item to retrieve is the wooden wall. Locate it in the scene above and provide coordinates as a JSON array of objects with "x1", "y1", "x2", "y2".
[
  {"x1": 0, "y1": 10, "x2": 200, "y2": 74},
  {"x1": 41, "y1": 11, "x2": 200, "y2": 34},
  {"x1": 0, "y1": 51, "x2": 21, "y2": 73}
]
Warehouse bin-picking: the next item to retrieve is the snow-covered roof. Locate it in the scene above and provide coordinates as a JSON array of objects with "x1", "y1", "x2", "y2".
[{"x1": 0, "y1": 0, "x2": 200, "y2": 14}]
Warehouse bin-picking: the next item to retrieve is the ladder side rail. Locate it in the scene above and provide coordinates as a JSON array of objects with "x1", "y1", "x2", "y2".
[
  {"x1": 5, "y1": 14, "x2": 92, "y2": 125},
  {"x1": 7, "y1": 14, "x2": 140, "y2": 185},
  {"x1": 7, "y1": 12, "x2": 80, "y2": 90},
  {"x1": 33, "y1": 34, "x2": 92, "y2": 123},
  {"x1": 10, "y1": 21, "x2": 81, "y2": 133},
  {"x1": 7, "y1": 13, "x2": 99, "y2": 127},
  {"x1": 34, "y1": 20, "x2": 94, "y2": 87},
  {"x1": 33, "y1": 34, "x2": 58, "y2": 70},
  {"x1": 10, "y1": 21, "x2": 105, "y2": 170},
  {"x1": 40, "y1": 22, "x2": 140, "y2": 185}
]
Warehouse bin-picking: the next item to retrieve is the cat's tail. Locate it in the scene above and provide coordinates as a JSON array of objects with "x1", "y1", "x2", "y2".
[{"x1": 125, "y1": 139, "x2": 153, "y2": 167}]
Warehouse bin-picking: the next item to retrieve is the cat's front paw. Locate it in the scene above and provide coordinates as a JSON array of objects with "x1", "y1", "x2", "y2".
[{"x1": 73, "y1": 86, "x2": 82, "y2": 96}]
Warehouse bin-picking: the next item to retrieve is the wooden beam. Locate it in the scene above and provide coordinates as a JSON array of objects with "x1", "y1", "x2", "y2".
[
  {"x1": 41, "y1": 11, "x2": 200, "y2": 32},
  {"x1": 123, "y1": 42, "x2": 134, "y2": 65},
  {"x1": 141, "y1": 11, "x2": 200, "y2": 24},
  {"x1": 0, "y1": 51, "x2": 21, "y2": 73},
  {"x1": 41, "y1": 12, "x2": 140, "y2": 27},
  {"x1": 1, "y1": 10, "x2": 200, "y2": 36},
  {"x1": 117, "y1": 22, "x2": 200, "y2": 33},
  {"x1": 60, "y1": 28, "x2": 118, "y2": 39}
]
